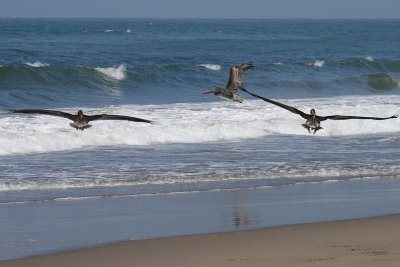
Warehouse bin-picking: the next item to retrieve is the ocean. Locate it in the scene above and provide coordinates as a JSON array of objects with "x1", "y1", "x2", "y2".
[{"x1": 1, "y1": 18, "x2": 400, "y2": 260}]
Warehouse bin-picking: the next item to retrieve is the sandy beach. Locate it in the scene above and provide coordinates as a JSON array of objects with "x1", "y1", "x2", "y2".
[{"x1": 2, "y1": 214, "x2": 400, "y2": 267}]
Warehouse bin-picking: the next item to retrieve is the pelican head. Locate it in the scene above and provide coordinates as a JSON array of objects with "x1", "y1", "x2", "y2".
[{"x1": 202, "y1": 88, "x2": 215, "y2": 95}]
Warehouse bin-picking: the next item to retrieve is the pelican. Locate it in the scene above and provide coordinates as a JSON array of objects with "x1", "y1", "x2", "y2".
[
  {"x1": 202, "y1": 62, "x2": 254, "y2": 103},
  {"x1": 240, "y1": 88, "x2": 398, "y2": 134},
  {"x1": 11, "y1": 109, "x2": 153, "y2": 130}
]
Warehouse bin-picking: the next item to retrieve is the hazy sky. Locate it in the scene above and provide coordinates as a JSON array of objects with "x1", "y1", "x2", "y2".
[{"x1": 1, "y1": 0, "x2": 400, "y2": 19}]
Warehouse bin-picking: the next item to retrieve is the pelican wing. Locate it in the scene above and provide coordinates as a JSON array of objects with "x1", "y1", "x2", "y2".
[
  {"x1": 240, "y1": 88, "x2": 310, "y2": 119},
  {"x1": 87, "y1": 114, "x2": 153, "y2": 123},
  {"x1": 226, "y1": 62, "x2": 254, "y2": 93},
  {"x1": 318, "y1": 114, "x2": 398, "y2": 121},
  {"x1": 11, "y1": 109, "x2": 76, "y2": 121}
]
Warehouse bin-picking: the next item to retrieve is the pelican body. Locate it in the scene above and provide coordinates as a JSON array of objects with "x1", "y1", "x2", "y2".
[
  {"x1": 301, "y1": 109, "x2": 323, "y2": 134},
  {"x1": 203, "y1": 62, "x2": 254, "y2": 103},
  {"x1": 206, "y1": 86, "x2": 244, "y2": 103}
]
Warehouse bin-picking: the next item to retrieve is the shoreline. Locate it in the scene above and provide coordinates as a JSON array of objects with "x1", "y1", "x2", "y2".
[
  {"x1": 2, "y1": 177, "x2": 400, "y2": 261},
  {"x1": 2, "y1": 214, "x2": 400, "y2": 266}
]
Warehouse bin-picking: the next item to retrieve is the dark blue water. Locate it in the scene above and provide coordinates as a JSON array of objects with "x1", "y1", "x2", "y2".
[{"x1": 1, "y1": 19, "x2": 400, "y2": 110}]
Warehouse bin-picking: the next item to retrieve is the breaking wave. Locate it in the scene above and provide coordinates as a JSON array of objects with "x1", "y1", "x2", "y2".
[
  {"x1": 305, "y1": 60, "x2": 325, "y2": 67},
  {"x1": 364, "y1": 56, "x2": 374, "y2": 62},
  {"x1": 94, "y1": 64, "x2": 127, "y2": 81},
  {"x1": 25, "y1": 61, "x2": 49, "y2": 67},
  {"x1": 367, "y1": 73, "x2": 400, "y2": 90},
  {"x1": 0, "y1": 95, "x2": 399, "y2": 156}
]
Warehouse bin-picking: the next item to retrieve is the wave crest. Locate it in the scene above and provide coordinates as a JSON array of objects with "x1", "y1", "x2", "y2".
[
  {"x1": 364, "y1": 56, "x2": 374, "y2": 62},
  {"x1": 25, "y1": 61, "x2": 49, "y2": 67},
  {"x1": 306, "y1": 60, "x2": 325, "y2": 68},
  {"x1": 199, "y1": 64, "x2": 221, "y2": 71},
  {"x1": 94, "y1": 64, "x2": 127, "y2": 81}
]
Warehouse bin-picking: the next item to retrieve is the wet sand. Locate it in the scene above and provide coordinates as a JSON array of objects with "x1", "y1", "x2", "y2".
[
  {"x1": 2, "y1": 178, "x2": 400, "y2": 262},
  {"x1": 2, "y1": 214, "x2": 400, "y2": 267}
]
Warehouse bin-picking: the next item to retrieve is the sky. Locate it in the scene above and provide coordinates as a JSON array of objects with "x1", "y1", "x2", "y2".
[{"x1": 1, "y1": 0, "x2": 400, "y2": 19}]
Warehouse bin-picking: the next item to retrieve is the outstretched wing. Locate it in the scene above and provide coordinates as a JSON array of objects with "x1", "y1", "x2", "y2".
[
  {"x1": 226, "y1": 62, "x2": 254, "y2": 93},
  {"x1": 11, "y1": 109, "x2": 75, "y2": 121},
  {"x1": 87, "y1": 114, "x2": 153, "y2": 123},
  {"x1": 318, "y1": 114, "x2": 398, "y2": 121},
  {"x1": 240, "y1": 88, "x2": 310, "y2": 119}
]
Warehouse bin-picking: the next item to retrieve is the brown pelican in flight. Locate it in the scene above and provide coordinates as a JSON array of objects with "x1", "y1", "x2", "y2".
[
  {"x1": 11, "y1": 109, "x2": 153, "y2": 130},
  {"x1": 240, "y1": 88, "x2": 398, "y2": 134},
  {"x1": 202, "y1": 62, "x2": 254, "y2": 103}
]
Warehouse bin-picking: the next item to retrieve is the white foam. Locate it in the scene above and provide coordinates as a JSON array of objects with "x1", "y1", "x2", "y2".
[
  {"x1": 392, "y1": 75, "x2": 400, "y2": 88},
  {"x1": 25, "y1": 61, "x2": 49, "y2": 67},
  {"x1": 126, "y1": 29, "x2": 132, "y2": 33},
  {"x1": 95, "y1": 64, "x2": 127, "y2": 81},
  {"x1": 199, "y1": 64, "x2": 221, "y2": 71},
  {"x1": 273, "y1": 62, "x2": 285, "y2": 66},
  {"x1": 1, "y1": 95, "x2": 399, "y2": 156},
  {"x1": 364, "y1": 56, "x2": 374, "y2": 62},
  {"x1": 306, "y1": 60, "x2": 325, "y2": 67},
  {"x1": 104, "y1": 29, "x2": 115, "y2": 32},
  {"x1": 0, "y1": 163, "x2": 398, "y2": 193}
]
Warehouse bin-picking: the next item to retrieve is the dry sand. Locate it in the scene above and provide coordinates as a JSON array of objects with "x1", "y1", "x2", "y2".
[{"x1": 2, "y1": 214, "x2": 400, "y2": 267}]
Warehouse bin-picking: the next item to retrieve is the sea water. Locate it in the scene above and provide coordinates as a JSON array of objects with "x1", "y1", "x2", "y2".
[{"x1": 1, "y1": 18, "x2": 400, "y2": 259}]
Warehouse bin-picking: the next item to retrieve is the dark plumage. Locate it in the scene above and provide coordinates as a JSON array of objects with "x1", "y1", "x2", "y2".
[
  {"x1": 11, "y1": 109, "x2": 153, "y2": 130},
  {"x1": 240, "y1": 88, "x2": 398, "y2": 134},
  {"x1": 202, "y1": 62, "x2": 254, "y2": 103}
]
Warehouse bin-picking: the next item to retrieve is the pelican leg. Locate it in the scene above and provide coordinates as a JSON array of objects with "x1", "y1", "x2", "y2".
[
  {"x1": 302, "y1": 124, "x2": 311, "y2": 134},
  {"x1": 313, "y1": 126, "x2": 323, "y2": 134},
  {"x1": 70, "y1": 123, "x2": 79, "y2": 130},
  {"x1": 70, "y1": 123, "x2": 92, "y2": 130}
]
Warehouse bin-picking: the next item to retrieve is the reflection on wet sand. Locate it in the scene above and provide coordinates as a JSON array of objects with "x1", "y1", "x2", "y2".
[
  {"x1": 222, "y1": 190, "x2": 258, "y2": 229},
  {"x1": 233, "y1": 205, "x2": 250, "y2": 227}
]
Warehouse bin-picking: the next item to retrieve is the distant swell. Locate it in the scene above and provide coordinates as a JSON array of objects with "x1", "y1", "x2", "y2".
[{"x1": 1, "y1": 58, "x2": 400, "y2": 109}]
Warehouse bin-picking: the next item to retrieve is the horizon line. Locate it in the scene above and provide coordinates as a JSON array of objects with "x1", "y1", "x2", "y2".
[{"x1": 1, "y1": 16, "x2": 400, "y2": 20}]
